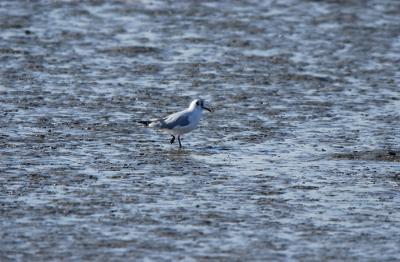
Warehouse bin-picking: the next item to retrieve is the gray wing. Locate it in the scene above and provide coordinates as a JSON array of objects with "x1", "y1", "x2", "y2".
[{"x1": 159, "y1": 110, "x2": 190, "y2": 129}]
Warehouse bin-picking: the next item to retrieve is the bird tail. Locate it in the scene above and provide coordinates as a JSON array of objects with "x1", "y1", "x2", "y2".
[{"x1": 138, "y1": 120, "x2": 152, "y2": 126}]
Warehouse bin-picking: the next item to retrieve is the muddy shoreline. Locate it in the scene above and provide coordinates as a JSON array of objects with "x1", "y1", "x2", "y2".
[{"x1": 1, "y1": 0, "x2": 400, "y2": 261}]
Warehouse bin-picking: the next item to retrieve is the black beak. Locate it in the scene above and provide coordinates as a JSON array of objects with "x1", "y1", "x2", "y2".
[{"x1": 202, "y1": 106, "x2": 212, "y2": 112}]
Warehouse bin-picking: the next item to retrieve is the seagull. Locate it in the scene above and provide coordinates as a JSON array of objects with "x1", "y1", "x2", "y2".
[{"x1": 138, "y1": 99, "x2": 212, "y2": 148}]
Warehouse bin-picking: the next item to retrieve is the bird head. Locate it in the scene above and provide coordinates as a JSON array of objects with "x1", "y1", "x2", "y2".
[{"x1": 190, "y1": 99, "x2": 212, "y2": 112}]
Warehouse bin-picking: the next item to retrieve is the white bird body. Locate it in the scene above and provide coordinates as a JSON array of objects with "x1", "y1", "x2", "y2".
[{"x1": 139, "y1": 99, "x2": 212, "y2": 148}]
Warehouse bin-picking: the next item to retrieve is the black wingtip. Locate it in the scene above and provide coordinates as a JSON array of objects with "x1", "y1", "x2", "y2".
[{"x1": 138, "y1": 121, "x2": 151, "y2": 126}]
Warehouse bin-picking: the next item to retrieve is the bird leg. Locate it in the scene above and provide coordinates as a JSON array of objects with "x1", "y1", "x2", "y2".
[
  {"x1": 178, "y1": 135, "x2": 182, "y2": 148},
  {"x1": 170, "y1": 135, "x2": 175, "y2": 144}
]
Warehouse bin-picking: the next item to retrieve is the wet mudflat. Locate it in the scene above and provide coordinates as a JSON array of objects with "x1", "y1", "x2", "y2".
[{"x1": 1, "y1": 0, "x2": 400, "y2": 261}]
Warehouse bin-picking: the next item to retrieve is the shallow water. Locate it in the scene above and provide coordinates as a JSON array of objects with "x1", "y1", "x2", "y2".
[{"x1": 1, "y1": 0, "x2": 400, "y2": 261}]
